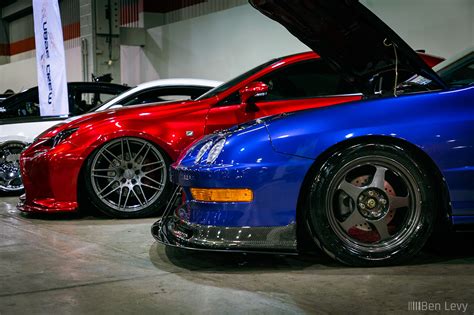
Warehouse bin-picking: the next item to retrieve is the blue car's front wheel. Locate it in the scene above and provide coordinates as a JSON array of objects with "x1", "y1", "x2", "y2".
[{"x1": 306, "y1": 142, "x2": 438, "y2": 266}]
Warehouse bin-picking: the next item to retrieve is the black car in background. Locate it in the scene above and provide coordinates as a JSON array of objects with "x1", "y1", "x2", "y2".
[{"x1": 0, "y1": 82, "x2": 130, "y2": 119}]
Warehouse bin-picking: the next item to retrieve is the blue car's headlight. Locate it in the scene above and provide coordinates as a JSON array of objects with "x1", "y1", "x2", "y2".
[
  {"x1": 194, "y1": 140, "x2": 213, "y2": 164},
  {"x1": 206, "y1": 138, "x2": 226, "y2": 164},
  {"x1": 192, "y1": 137, "x2": 226, "y2": 164}
]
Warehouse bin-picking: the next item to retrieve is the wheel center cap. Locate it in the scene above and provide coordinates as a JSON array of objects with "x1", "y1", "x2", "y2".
[
  {"x1": 357, "y1": 188, "x2": 389, "y2": 220},
  {"x1": 123, "y1": 169, "x2": 135, "y2": 180}
]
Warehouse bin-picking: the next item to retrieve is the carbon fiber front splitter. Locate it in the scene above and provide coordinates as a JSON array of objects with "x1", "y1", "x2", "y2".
[{"x1": 151, "y1": 187, "x2": 298, "y2": 255}]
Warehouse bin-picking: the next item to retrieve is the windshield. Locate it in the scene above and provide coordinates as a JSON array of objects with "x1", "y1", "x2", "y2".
[
  {"x1": 89, "y1": 88, "x2": 135, "y2": 112},
  {"x1": 435, "y1": 49, "x2": 474, "y2": 88},
  {"x1": 399, "y1": 48, "x2": 474, "y2": 93},
  {"x1": 196, "y1": 58, "x2": 281, "y2": 100}
]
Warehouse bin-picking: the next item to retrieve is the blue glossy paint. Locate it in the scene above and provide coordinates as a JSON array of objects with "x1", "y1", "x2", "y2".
[
  {"x1": 171, "y1": 86, "x2": 474, "y2": 228},
  {"x1": 452, "y1": 216, "x2": 474, "y2": 226},
  {"x1": 266, "y1": 86, "x2": 474, "y2": 217},
  {"x1": 172, "y1": 123, "x2": 314, "y2": 226}
]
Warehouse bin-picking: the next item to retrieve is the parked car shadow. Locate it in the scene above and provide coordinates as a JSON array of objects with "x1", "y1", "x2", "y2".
[
  {"x1": 19, "y1": 211, "x2": 93, "y2": 221},
  {"x1": 149, "y1": 242, "x2": 337, "y2": 273},
  {"x1": 149, "y1": 232, "x2": 474, "y2": 273}
]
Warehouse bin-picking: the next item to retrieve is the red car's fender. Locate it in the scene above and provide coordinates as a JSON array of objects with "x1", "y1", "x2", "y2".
[{"x1": 67, "y1": 100, "x2": 214, "y2": 162}]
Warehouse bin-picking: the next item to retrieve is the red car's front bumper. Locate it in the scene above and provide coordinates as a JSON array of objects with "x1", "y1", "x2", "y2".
[{"x1": 18, "y1": 140, "x2": 84, "y2": 213}]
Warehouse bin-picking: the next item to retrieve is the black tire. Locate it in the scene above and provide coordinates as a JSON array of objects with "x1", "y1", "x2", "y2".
[
  {"x1": 84, "y1": 137, "x2": 173, "y2": 218},
  {"x1": 305, "y1": 143, "x2": 438, "y2": 266}
]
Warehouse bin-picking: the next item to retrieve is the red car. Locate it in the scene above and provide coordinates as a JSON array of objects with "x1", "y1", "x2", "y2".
[{"x1": 19, "y1": 51, "x2": 442, "y2": 218}]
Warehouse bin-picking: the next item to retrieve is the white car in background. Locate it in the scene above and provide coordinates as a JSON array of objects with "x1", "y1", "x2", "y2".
[{"x1": 0, "y1": 78, "x2": 222, "y2": 193}]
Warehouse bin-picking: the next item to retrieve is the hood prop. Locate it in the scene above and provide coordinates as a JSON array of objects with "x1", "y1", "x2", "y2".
[{"x1": 383, "y1": 38, "x2": 399, "y2": 97}]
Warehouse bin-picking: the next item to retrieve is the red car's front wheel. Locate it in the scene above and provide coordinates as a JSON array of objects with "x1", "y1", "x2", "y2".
[{"x1": 84, "y1": 137, "x2": 172, "y2": 218}]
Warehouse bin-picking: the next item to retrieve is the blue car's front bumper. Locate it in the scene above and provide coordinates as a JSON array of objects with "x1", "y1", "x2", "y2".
[
  {"x1": 151, "y1": 182, "x2": 298, "y2": 253},
  {"x1": 151, "y1": 120, "x2": 316, "y2": 253},
  {"x1": 152, "y1": 149, "x2": 315, "y2": 253}
]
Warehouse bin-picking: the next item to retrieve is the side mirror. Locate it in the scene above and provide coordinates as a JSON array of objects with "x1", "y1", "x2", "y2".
[
  {"x1": 239, "y1": 81, "x2": 269, "y2": 105},
  {"x1": 109, "y1": 104, "x2": 123, "y2": 109}
]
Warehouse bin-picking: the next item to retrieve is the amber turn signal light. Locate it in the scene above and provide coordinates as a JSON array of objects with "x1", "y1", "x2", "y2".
[{"x1": 191, "y1": 188, "x2": 253, "y2": 202}]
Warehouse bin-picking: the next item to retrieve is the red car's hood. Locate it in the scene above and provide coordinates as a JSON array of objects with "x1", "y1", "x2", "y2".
[
  {"x1": 249, "y1": 0, "x2": 447, "y2": 95},
  {"x1": 37, "y1": 99, "x2": 201, "y2": 139},
  {"x1": 75, "y1": 99, "x2": 201, "y2": 126}
]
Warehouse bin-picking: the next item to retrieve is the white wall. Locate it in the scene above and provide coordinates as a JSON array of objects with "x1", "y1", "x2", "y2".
[
  {"x1": 121, "y1": 45, "x2": 161, "y2": 87},
  {"x1": 121, "y1": 4, "x2": 309, "y2": 85},
  {"x1": 2, "y1": 1, "x2": 473, "y2": 89},
  {"x1": 121, "y1": 1, "x2": 473, "y2": 85},
  {"x1": 0, "y1": 44, "x2": 82, "y2": 93},
  {"x1": 362, "y1": 0, "x2": 473, "y2": 58}
]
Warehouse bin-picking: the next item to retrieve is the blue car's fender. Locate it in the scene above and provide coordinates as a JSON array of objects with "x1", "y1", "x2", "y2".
[{"x1": 266, "y1": 86, "x2": 474, "y2": 218}]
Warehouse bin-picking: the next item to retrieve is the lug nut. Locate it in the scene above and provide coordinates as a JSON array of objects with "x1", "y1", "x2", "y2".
[
  {"x1": 359, "y1": 203, "x2": 366, "y2": 209},
  {"x1": 367, "y1": 199, "x2": 376, "y2": 208},
  {"x1": 368, "y1": 190, "x2": 375, "y2": 197},
  {"x1": 380, "y1": 199, "x2": 387, "y2": 205}
]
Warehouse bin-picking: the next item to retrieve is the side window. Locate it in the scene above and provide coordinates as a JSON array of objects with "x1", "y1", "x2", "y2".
[
  {"x1": 70, "y1": 91, "x2": 119, "y2": 115},
  {"x1": 216, "y1": 59, "x2": 357, "y2": 106},
  {"x1": 15, "y1": 92, "x2": 40, "y2": 117},
  {"x1": 259, "y1": 59, "x2": 357, "y2": 101},
  {"x1": 121, "y1": 87, "x2": 211, "y2": 106},
  {"x1": 218, "y1": 92, "x2": 241, "y2": 106}
]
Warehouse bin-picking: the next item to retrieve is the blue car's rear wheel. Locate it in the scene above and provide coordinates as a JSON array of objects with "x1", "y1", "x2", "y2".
[{"x1": 306, "y1": 143, "x2": 437, "y2": 266}]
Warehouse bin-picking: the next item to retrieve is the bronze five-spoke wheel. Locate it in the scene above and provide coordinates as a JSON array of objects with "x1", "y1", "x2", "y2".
[
  {"x1": 306, "y1": 143, "x2": 438, "y2": 266},
  {"x1": 84, "y1": 137, "x2": 172, "y2": 218}
]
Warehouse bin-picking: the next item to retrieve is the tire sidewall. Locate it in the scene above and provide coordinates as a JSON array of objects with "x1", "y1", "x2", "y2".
[{"x1": 306, "y1": 143, "x2": 437, "y2": 266}]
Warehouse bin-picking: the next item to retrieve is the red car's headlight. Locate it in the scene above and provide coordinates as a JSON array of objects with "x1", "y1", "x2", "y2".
[{"x1": 42, "y1": 128, "x2": 79, "y2": 148}]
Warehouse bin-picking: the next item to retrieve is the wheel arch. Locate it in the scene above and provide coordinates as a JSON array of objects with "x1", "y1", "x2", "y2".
[
  {"x1": 295, "y1": 135, "x2": 453, "y2": 249},
  {"x1": 83, "y1": 130, "x2": 178, "y2": 161},
  {"x1": 0, "y1": 140, "x2": 29, "y2": 148}
]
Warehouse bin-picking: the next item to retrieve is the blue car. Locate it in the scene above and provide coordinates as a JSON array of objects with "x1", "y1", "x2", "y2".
[{"x1": 152, "y1": 0, "x2": 474, "y2": 266}]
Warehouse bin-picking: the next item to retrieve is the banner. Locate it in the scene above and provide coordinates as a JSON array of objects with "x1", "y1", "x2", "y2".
[{"x1": 33, "y1": 0, "x2": 68, "y2": 117}]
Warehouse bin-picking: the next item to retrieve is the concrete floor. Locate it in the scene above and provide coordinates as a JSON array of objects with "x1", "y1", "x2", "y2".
[{"x1": 0, "y1": 196, "x2": 473, "y2": 315}]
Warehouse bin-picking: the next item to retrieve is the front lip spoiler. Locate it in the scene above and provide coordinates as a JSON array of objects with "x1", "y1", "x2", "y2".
[
  {"x1": 17, "y1": 194, "x2": 78, "y2": 213},
  {"x1": 151, "y1": 217, "x2": 298, "y2": 255},
  {"x1": 151, "y1": 186, "x2": 298, "y2": 255}
]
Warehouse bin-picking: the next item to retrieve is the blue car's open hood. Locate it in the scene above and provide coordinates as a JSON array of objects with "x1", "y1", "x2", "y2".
[{"x1": 249, "y1": 0, "x2": 447, "y2": 95}]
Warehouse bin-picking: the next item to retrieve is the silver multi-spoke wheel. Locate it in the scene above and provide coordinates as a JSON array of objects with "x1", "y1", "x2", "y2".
[
  {"x1": 90, "y1": 137, "x2": 167, "y2": 213},
  {"x1": 328, "y1": 156, "x2": 420, "y2": 252},
  {"x1": 0, "y1": 142, "x2": 25, "y2": 193},
  {"x1": 306, "y1": 143, "x2": 437, "y2": 266}
]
